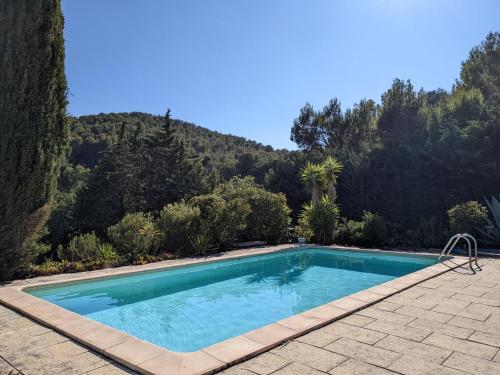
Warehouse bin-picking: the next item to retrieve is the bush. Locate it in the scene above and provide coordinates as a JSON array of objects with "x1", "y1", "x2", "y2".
[
  {"x1": 245, "y1": 191, "x2": 291, "y2": 243},
  {"x1": 97, "y1": 243, "x2": 119, "y2": 264},
  {"x1": 448, "y1": 201, "x2": 488, "y2": 235},
  {"x1": 299, "y1": 196, "x2": 339, "y2": 244},
  {"x1": 216, "y1": 177, "x2": 292, "y2": 243},
  {"x1": 158, "y1": 202, "x2": 202, "y2": 256},
  {"x1": 158, "y1": 177, "x2": 292, "y2": 255},
  {"x1": 359, "y1": 211, "x2": 387, "y2": 247},
  {"x1": 294, "y1": 214, "x2": 314, "y2": 242},
  {"x1": 20, "y1": 227, "x2": 52, "y2": 266},
  {"x1": 190, "y1": 192, "x2": 250, "y2": 250},
  {"x1": 404, "y1": 217, "x2": 448, "y2": 248},
  {"x1": 334, "y1": 219, "x2": 363, "y2": 245},
  {"x1": 333, "y1": 212, "x2": 386, "y2": 247},
  {"x1": 58, "y1": 232, "x2": 102, "y2": 262},
  {"x1": 107, "y1": 213, "x2": 161, "y2": 260}
]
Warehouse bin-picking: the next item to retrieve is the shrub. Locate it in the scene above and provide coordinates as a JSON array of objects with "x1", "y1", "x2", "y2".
[
  {"x1": 58, "y1": 232, "x2": 102, "y2": 262},
  {"x1": 299, "y1": 196, "x2": 339, "y2": 244},
  {"x1": 359, "y1": 211, "x2": 387, "y2": 247},
  {"x1": 217, "y1": 177, "x2": 292, "y2": 243},
  {"x1": 158, "y1": 202, "x2": 202, "y2": 256},
  {"x1": 334, "y1": 212, "x2": 386, "y2": 247},
  {"x1": 20, "y1": 227, "x2": 52, "y2": 266},
  {"x1": 21, "y1": 260, "x2": 69, "y2": 277},
  {"x1": 448, "y1": 201, "x2": 488, "y2": 235},
  {"x1": 158, "y1": 177, "x2": 292, "y2": 255},
  {"x1": 107, "y1": 213, "x2": 161, "y2": 260},
  {"x1": 190, "y1": 193, "x2": 250, "y2": 250},
  {"x1": 246, "y1": 192, "x2": 291, "y2": 243},
  {"x1": 404, "y1": 217, "x2": 448, "y2": 248},
  {"x1": 334, "y1": 218, "x2": 363, "y2": 245},
  {"x1": 97, "y1": 243, "x2": 119, "y2": 264},
  {"x1": 293, "y1": 214, "x2": 314, "y2": 242}
]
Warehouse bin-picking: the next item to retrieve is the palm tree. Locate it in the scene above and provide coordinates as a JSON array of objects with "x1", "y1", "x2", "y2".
[
  {"x1": 300, "y1": 162, "x2": 325, "y2": 205},
  {"x1": 323, "y1": 157, "x2": 343, "y2": 203}
]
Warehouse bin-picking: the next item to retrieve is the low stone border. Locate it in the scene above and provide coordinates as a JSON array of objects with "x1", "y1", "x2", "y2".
[{"x1": 0, "y1": 245, "x2": 469, "y2": 375}]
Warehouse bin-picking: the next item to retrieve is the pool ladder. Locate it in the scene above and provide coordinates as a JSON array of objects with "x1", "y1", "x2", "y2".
[{"x1": 438, "y1": 233, "x2": 481, "y2": 273}]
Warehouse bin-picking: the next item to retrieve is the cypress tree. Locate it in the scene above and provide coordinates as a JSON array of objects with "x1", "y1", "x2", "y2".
[
  {"x1": 0, "y1": 0, "x2": 68, "y2": 279},
  {"x1": 144, "y1": 110, "x2": 207, "y2": 212}
]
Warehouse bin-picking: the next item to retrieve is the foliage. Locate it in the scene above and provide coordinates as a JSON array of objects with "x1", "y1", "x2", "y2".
[
  {"x1": 215, "y1": 177, "x2": 292, "y2": 244},
  {"x1": 97, "y1": 243, "x2": 119, "y2": 264},
  {"x1": 57, "y1": 233, "x2": 118, "y2": 265},
  {"x1": 300, "y1": 161, "x2": 325, "y2": 205},
  {"x1": 404, "y1": 217, "x2": 448, "y2": 249},
  {"x1": 291, "y1": 98, "x2": 378, "y2": 162},
  {"x1": 334, "y1": 219, "x2": 363, "y2": 245},
  {"x1": 73, "y1": 112, "x2": 208, "y2": 235},
  {"x1": 323, "y1": 157, "x2": 343, "y2": 203},
  {"x1": 107, "y1": 213, "x2": 161, "y2": 260},
  {"x1": 58, "y1": 232, "x2": 101, "y2": 262},
  {"x1": 158, "y1": 202, "x2": 203, "y2": 256},
  {"x1": 298, "y1": 156, "x2": 342, "y2": 244},
  {"x1": 478, "y1": 195, "x2": 500, "y2": 245},
  {"x1": 158, "y1": 177, "x2": 291, "y2": 255},
  {"x1": 358, "y1": 211, "x2": 387, "y2": 247},
  {"x1": 334, "y1": 212, "x2": 387, "y2": 248},
  {"x1": 20, "y1": 228, "x2": 52, "y2": 267},
  {"x1": 300, "y1": 197, "x2": 339, "y2": 244},
  {"x1": 4, "y1": 32, "x2": 500, "y2": 280},
  {"x1": 45, "y1": 163, "x2": 90, "y2": 246},
  {"x1": 292, "y1": 33, "x2": 500, "y2": 234},
  {"x1": 143, "y1": 110, "x2": 207, "y2": 212},
  {"x1": 448, "y1": 201, "x2": 488, "y2": 235},
  {"x1": 190, "y1": 192, "x2": 249, "y2": 251},
  {"x1": 460, "y1": 32, "x2": 500, "y2": 99},
  {"x1": 0, "y1": 0, "x2": 68, "y2": 280},
  {"x1": 293, "y1": 215, "x2": 314, "y2": 242},
  {"x1": 264, "y1": 153, "x2": 309, "y2": 218}
]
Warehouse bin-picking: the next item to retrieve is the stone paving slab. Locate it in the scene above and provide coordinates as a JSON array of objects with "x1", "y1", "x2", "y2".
[
  {"x1": 1, "y1": 256, "x2": 500, "y2": 374},
  {"x1": 222, "y1": 258, "x2": 500, "y2": 375}
]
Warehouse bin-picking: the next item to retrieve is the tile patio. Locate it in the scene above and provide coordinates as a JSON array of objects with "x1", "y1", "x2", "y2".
[{"x1": 1, "y1": 256, "x2": 499, "y2": 374}]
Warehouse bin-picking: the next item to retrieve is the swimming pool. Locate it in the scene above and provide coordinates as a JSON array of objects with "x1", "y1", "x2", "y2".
[{"x1": 27, "y1": 247, "x2": 438, "y2": 352}]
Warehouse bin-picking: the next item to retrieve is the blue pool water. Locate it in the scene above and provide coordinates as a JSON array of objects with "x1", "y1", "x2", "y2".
[{"x1": 28, "y1": 248, "x2": 437, "y2": 352}]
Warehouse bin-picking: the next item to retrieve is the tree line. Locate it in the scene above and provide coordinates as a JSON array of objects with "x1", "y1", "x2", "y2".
[
  {"x1": 292, "y1": 32, "x2": 500, "y2": 246},
  {"x1": 1, "y1": 0, "x2": 499, "y2": 280}
]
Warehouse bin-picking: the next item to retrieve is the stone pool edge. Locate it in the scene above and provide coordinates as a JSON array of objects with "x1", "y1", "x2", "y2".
[{"x1": 0, "y1": 245, "x2": 469, "y2": 375}]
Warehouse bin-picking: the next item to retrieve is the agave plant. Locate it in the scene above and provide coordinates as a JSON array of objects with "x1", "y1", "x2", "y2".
[
  {"x1": 300, "y1": 161, "x2": 325, "y2": 205},
  {"x1": 477, "y1": 195, "x2": 500, "y2": 244},
  {"x1": 322, "y1": 157, "x2": 343, "y2": 203}
]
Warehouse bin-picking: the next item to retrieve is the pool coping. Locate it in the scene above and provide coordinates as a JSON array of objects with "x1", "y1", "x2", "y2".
[{"x1": 0, "y1": 245, "x2": 470, "y2": 375}]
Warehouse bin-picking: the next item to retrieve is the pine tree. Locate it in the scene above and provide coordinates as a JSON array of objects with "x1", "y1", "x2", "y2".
[
  {"x1": 144, "y1": 110, "x2": 207, "y2": 212},
  {"x1": 73, "y1": 111, "x2": 207, "y2": 232},
  {"x1": 73, "y1": 122, "x2": 146, "y2": 234},
  {"x1": 0, "y1": 0, "x2": 68, "y2": 279}
]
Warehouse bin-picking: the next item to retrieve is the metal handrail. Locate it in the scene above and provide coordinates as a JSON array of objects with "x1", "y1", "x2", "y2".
[
  {"x1": 439, "y1": 233, "x2": 480, "y2": 272},
  {"x1": 462, "y1": 233, "x2": 480, "y2": 270}
]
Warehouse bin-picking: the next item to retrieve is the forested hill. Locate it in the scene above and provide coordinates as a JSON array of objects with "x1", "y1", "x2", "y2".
[
  {"x1": 69, "y1": 112, "x2": 288, "y2": 175},
  {"x1": 67, "y1": 111, "x2": 307, "y2": 216}
]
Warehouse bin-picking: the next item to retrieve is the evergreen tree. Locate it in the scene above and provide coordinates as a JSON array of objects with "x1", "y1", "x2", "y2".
[
  {"x1": 74, "y1": 111, "x2": 208, "y2": 234},
  {"x1": 0, "y1": 0, "x2": 68, "y2": 279},
  {"x1": 144, "y1": 110, "x2": 207, "y2": 212},
  {"x1": 74, "y1": 122, "x2": 142, "y2": 234}
]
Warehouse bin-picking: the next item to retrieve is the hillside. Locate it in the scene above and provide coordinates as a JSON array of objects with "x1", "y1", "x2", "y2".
[{"x1": 69, "y1": 112, "x2": 288, "y2": 176}]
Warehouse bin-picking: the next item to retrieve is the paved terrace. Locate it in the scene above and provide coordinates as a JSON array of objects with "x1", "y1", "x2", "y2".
[{"x1": 1, "y1": 257, "x2": 500, "y2": 375}]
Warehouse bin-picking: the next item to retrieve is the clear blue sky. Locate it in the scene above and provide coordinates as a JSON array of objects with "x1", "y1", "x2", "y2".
[{"x1": 62, "y1": 0, "x2": 500, "y2": 150}]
